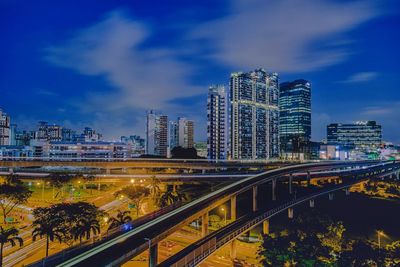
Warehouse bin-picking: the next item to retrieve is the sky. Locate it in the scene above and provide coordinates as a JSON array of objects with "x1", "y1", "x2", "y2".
[{"x1": 1, "y1": 0, "x2": 399, "y2": 143}]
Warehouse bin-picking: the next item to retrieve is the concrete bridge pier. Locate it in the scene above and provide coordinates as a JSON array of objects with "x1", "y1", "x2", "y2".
[
  {"x1": 289, "y1": 174, "x2": 293, "y2": 194},
  {"x1": 231, "y1": 195, "x2": 237, "y2": 220},
  {"x1": 263, "y1": 219, "x2": 270, "y2": 235},
  {"x1": 202, "y1": 169, "x2": 206, "y2": 174},
  {"x1": 201, "y1": 212, "x2": 209, "y2": 237},
  {"x1": 345, "y1": 188, "x2": 350, "y2": 195},
  {"x1": 397, "y1": 171, "x2": 400, "y2": 180},
  {"x1": 230, "y1": 239, "x2": 237, "y2": 260},
  {"x1": 272, "y1": 178, "x2": 277, "y2": 201},
  {"x1": 149, "y1": 243, "x2": 158, "y2": 267},
  {"x1": 309, "y1": 199, "x2": 315, "y2": 208},
  {"x1": 288, "y1": 207, "x2": 294, "y2": 219},
  {"x1": 105, "y1": 168, "x2": 111, "y2": 175},
  {"x1": 8, "y1": 168, "x2": 14, "y2": 174},
  {"x1": 252, "y1": 185, "x2": 258, "y2": 211},
  {"x1": 329, "y1": 193, "x2": 334, "y2": 201},
  {"x1": 307, "y1": 171, "x2": 311, "y2": 186}
]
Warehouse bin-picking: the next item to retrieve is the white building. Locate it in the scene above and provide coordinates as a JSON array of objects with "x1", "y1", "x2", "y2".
[
  {"x1": 0, "y1": 109, "x2": 10, "y2": 146},
  {"x1": 146, "y1": 110, "x2": 168, "y2": 157}
]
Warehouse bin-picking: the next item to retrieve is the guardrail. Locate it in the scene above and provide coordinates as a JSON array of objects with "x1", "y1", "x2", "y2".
[{"x1": 164, "y1": 162, "x2": 400, "y2": 267}]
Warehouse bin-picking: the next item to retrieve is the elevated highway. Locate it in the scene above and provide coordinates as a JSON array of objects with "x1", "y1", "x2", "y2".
[
  {"x1": 0, "y1": 158, "x2": 293, "y2": 172},
  {"x1": 46, "y1": 160, "x2": 399, "y2": 267}
]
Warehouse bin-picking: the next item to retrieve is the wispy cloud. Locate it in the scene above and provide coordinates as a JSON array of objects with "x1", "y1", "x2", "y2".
[
  {"x1": 44, "y1": 10, "x2": 204, "y2": 137},
  {"x1": 190, "y1": 0, "x2": 380, "y2": 73},
  {"x1": 36, "y1": 88, "x2": 59, "y2": 96},
  {"x1": 339, "y1": 72, "x2": 379, "y2": 83}
]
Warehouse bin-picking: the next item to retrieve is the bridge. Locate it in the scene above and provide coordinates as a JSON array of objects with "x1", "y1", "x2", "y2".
[
  {"x1": 27, "y1": 160, "x2": 400, "y2": 267},
  {"x1": 0, "y1": 158, "x2": 295, "y2": 174}
]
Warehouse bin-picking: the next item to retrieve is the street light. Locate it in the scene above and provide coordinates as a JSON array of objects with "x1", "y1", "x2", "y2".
[
  {"x1": 377, "y1": 230, "x2": 385, "y2": 249},
  {"x1": 130, "y1": 179, "x2": 135, "y2": 184},
  {"x1": 220, "y1": 207, "x2": 227, "y2": 225}
]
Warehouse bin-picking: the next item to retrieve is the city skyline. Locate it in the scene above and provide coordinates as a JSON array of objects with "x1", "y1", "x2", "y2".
[{"x1": 1, "y1": 0, "x2": 400, "y2": 143}]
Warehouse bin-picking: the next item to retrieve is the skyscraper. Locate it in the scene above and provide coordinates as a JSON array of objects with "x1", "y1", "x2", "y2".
[
  {"x1": 230, "y1": 69, "x2": 279, "y2": 160},
  {"x1": 146, "y1": 110, "x2": 168, "y2": 157},
  {"x1": 207, "y1": 85, "x2": 228, "y2": 160},
  {"x1": 327, "y1": 121, "x2": 382, "y2": 149},
  {"x1": 178, "y1": 117, "x2": 194, "y2": 149},
  {"x1": 169, "y1": 121, "x2": 179, "y2": 150},
  {"x1": 0, "y1": 108, "x2": 11, "y2": 145},
  {"x1": 279, "y1": 79, "x2": 311, "y2": 159}
]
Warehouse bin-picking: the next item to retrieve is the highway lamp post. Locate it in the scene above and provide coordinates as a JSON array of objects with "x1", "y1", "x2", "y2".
[
  {"x1": 377, "y1": 230, "x2": 384, "y2": 250},
  {"x1": 221, "y1": 207, "x2": 227, "y2": 226}
]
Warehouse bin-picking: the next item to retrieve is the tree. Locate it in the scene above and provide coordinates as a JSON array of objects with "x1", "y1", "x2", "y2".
[
  {"x1": 148, "y1": 176, "x2": 161, "y2": 200},
  {"x1": 0, "y1": 226, "x2": 23, "y2": 267},
  {"x1": 72, "y1": 218, "x2": 100, "y2": 244},
  {"x1": 49, "y1": 173, "x2": 74, "y2": 199},
  {"x1": 158, "y1": 185, "x2": 186, "y2": 208},
  {"x1": 114, "y1": 186, "x2": 150, "y2": 216},
  {"x1": 338, "y1": 240, "x2": 383, "y2": 267},
  {"x1": 108, "y1": 210, "x2": 132, "y2": 230},
  {"x1": 3, "y1": 174, "x2": 22, "y2": 186},
  {"x1": 83, "y1": 175, "x2": 96, "y2": 194},
  {"x1": 386, "y1": 241, "x2": 400, "y2": 266},
  {"x1": 170, "y1": 146, "x2": 199, "y2": 159},
  {"x1": 32, "y1": 207, "x2": 64, "y2": 257},
  {"x1": 0, "y1": 183, "x2": 32, "y2": 224}
]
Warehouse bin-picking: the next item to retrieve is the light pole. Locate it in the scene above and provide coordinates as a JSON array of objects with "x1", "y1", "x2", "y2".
[
  {"x1": 221, "y1": 207, "x2": 227, "y2": 225},
  {"x1": 377, "y1": 230, "x2": 384, "y2": 250}
]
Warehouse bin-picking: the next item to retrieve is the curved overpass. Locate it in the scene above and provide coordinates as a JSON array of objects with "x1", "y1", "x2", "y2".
[
  {"x1": 158, "y1": 178, "x2": 373, "y2": 267},
  {"x1": 50, "y1": 160, "x2": 398, "y2": 267}
]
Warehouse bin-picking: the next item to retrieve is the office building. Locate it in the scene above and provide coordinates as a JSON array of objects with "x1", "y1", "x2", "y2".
[
  {"x1": 0, "y1": 109, "x2": 10, "y2": 145},
  {"x1": 36, "y1": 121, "x2": 62, "y2": 141},
  {"x1": 207, "y1": 85, "x2": 228, "y2": 160},
  {"x1": 279, "y1": 79, "x2": 311, "y2": 159},
  {"x1": 327, "y1": 121, "x2": 382, "y2": 149},
  {"x1": 146, "y1": 110, "x2": 168, "y2": 157},
  {"x1": 169, "y1": 121, "x2": 179, "y2": 150},
  {"x1": 230, "y1": 69, "x2": 279, "y2": 160}
]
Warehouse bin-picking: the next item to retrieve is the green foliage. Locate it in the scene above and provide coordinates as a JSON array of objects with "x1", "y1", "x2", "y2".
[
  {"x1": 0, "y1": 183, "x2": 32, "y2": 224},
  {"x1": 0, "y1": 226, "x2": 23, "y2": 266},
  {"x1": 157, "y1": 185, "x2": 186, "y2": 208},
  {"x1": 108, "y1": 210, "x2": 132, "y2": 230},
  {"x1": 114, "y1": 186, "x2": 150, "y2": 216},
  {"x1": 32, "y1": 202, "x2": 103, "y2": 257}
]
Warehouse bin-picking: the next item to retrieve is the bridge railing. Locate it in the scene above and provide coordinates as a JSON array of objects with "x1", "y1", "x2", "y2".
[{"x1": 168, "y1": 163, "x2": 400, "y2": 267}]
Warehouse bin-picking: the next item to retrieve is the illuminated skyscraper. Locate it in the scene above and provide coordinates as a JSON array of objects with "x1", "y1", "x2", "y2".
[
  {"x1": 327, "y1": 121, "x2": 382, "y2": 149},
  {"x1": 146, "y1": 110, "x2": 168, "y2": 156},
  {"x1": 0, "y1": 108, "x2": 10, "y2": 145},
  {"x1": 279, "y1": 79, "x2": 311, "y2": 159},
  {"x1": 207, "y1": 85, "x2": 228, "y2": 160},
  {"x1": 230, "y1": 69, "x2": 279, "y2": 160}
]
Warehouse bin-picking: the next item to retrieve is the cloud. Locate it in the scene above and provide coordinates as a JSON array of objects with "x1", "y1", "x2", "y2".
[
  {"x1": 44, "y1": 10, "x2": 203, "y2": 137},
  {"x1": 191, "y1": 0, "x2": 380, "y2": 72},
  {"x1": 36, "y1": 89, "x2": 59, "y2": 96},
  {"x1": 339, "y1": 72, "x2": 378, "y2": 83}
]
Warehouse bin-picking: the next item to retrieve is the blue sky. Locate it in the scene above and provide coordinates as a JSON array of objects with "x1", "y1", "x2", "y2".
[{"x1": 1, "y1": 0, "x2": 399, "y2": 143}]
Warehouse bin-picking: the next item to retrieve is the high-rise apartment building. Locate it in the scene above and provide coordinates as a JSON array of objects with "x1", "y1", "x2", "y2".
[
  {"x1": 169, "y1": 118, "x2": 194, "y2": 151},
  {"x1": 279, "y1": 79, "x2": 311, "y2": 159},
  {"x1": 146, "y1": 110, "x2": 168, "y2": 157},
  {"x1": 0, "y1": 109, "x2": 11, "y2": 145},
  {"x1": 327, "y1": 121, "x2": 382, "y2": 149},
  {"x1": 36, "y1": 121, "x2": 62, "y2": 141},
  {"x1": 230, "y1": 69, "x2": 279, "y2": 160},
  {"x1": 207, "y1": 85, "x2": 228, "y2": 160},
  {"x1": 178, "y1": 117, "x2": 194, "y2": 149}
]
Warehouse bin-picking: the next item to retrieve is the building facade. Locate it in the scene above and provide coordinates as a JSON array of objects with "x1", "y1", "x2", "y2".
[
  {"x1": 178, "y1": 117, "x2": 194, "y2": 149},
  {"x1": 207, "y1": 85, "x2": 228, "y2": 160},
  {"x1": 229, "y1": 69, "x2": 279, "y2": 160},
  {"x1": 146, "y1": 110, "x2": 168, "y2": 157},
  {"x1": 327, "y1": 121, "x2": 382, "y2": 149},
  {"x1": 0, "y1": 109, "x2": 10, "y2": 145},
  {"x1": 279, "y1": 79, "x2": 311, "y2": 159}
]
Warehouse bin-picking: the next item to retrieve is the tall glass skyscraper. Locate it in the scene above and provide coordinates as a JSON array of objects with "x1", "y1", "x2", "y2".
[
  {"x1": 0, "y1": 108, "x2": 10, "y2": 146},
  {"x1": 207, "y1": 85, "x2": 228, "y2": 160},
  {"x1": 229, "y1": 69, "x2": 279, "y2": 160},
  {"x1": 279, "y1": 79, "x2": 311, "y2": 159},
  {"x1": 327, "y1": 121, "x2": 382, "y2": 149}
]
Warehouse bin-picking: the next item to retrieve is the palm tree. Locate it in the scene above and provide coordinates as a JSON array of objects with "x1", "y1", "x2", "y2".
[
  {"x1": 3, "y1": 174, "x2": 22, "y2": 186},
  {"x1": 72, "y1": 218, "x2": 100, "y2": 244},
  {"x1": 32, "y1": 216, "x2": 64, "y2": 257},
  {"x1": 108, "y1": 210, "x2": 132, "y2": 230},
  {"x1": 158, "y1": 185, "x2": 186, "y2": 208},
  {"x1": 148, "y1": 176, "x2": 161, "y2": 199},
  {"x1": 0, "y1": 226, "x2": 23, "y2": 267},
  {"x1": 83, "y1": 175, "x2": 96, "y2": 194}
]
